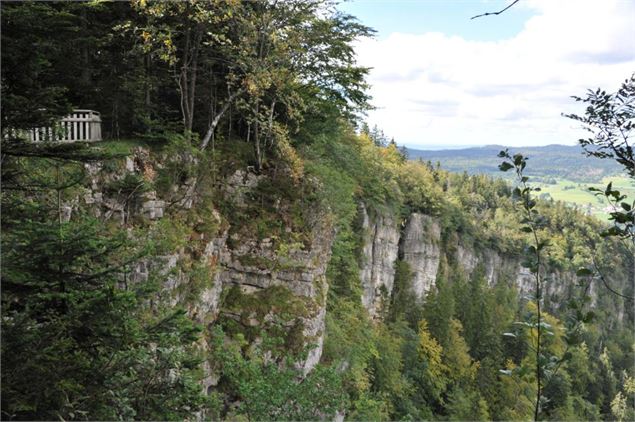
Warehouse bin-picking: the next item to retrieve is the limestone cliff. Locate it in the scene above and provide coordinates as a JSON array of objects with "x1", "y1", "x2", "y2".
[
  {"x1": 81, "y1": 149, "x2": 334, "y2": 382},
  {"x1": 357, "y1": 207, "x2": 613, "y2": 316},
  {"x1": 358, "y1": 204, "x2": 400, "y2": 317},
  {"x1": 77, "y1": 146, "x2": 624, "y2": 394},
  {"x1": 401, "y1": 213, "x2": 442, "y2": 299}
]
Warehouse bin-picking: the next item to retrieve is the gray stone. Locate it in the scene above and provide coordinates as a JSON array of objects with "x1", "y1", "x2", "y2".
[
  {"x1": 401, "y1": 213, "x2": 441, "y2": 300},
  {"x1": 359, "y1": 203, "x2": 400, "y2": 317}
]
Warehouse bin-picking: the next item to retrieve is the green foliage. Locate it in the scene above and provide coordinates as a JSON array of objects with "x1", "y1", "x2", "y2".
[
  {"x1": 3, "y1": 2, "x2": 634, "y2": 421},
  {"x1": 220, "y1": 285, "x2": 315, "y2": 358},
  {"x1": 1, "y1": 2, "x2": 73, "y2": 131},
  {"x1": 1, "y1": 196, "x2": 207, "y2": 420},
  {"x1": 565, "y1": 75, "x2": 635, "y2": 242},
  {"x1": 446, "y1": 387, "x2": 490, "y2": 421},
  {"x1": 387, "y1": 260, "x2": 422, "y2": 326},
  {"x1": 408, "y1": 144, "x2": 623, "y2": 183},
  {"x1": 208, "y1": 327, "x2": 346, "y2": 421},
  {"x1": 565, "y1": 75, "x2": 635, "y2": 178}
]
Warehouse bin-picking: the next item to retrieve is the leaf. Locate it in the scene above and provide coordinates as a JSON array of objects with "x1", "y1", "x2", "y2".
[
  {"x1": 502, "y1": 332, "x2": 517, "y2": 338},
  {"x1": 537, "y1": 240, "x2": 550, "y2": 250},
  {"x1": 499, "y1": 162, "x2": 514, "y2": 172},
  {"x1": 499, "y1": 369, "x2": 512, "y2": 376},
  {"x1": 576, "y1": 268, "x2": 593, "y2": 277}
]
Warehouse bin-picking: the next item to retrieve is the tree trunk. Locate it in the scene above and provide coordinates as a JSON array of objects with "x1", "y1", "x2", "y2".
[
  {"x1": 199, "y1": 87, "x2": 243, "y2": 150},
  {"x1": 179, "y1": 29, "x2": 191, "y2": 133},
  {"x1": 186, "y1": 30, "x2": 201, "y2": 135},
  {"x1": 267, "y1": 99, "x2": 276, "y2": 146},
  {"x1": 254, "y1": 102, "x2": 261, "y2": 171}
]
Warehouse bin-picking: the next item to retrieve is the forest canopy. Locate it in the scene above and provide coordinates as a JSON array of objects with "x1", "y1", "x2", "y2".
[{"x1": 1, "y1": 1, "x2": 633, "y2": 421}]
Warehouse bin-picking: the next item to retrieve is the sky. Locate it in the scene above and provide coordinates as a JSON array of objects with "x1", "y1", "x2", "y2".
[{"x1": 338, "y1": 0, "x2": 635, "y2": 149}]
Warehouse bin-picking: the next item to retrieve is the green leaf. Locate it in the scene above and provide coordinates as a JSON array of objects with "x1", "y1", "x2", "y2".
[
  {"x1": 498, "y1": 162, "x2": 514, "y2": 172},
  {"x1": 583, "y1": 311, "x2": 595, "y2": 323},
  {"x1": 576, "y1": 268, "x2": 593, "y2": 277}
]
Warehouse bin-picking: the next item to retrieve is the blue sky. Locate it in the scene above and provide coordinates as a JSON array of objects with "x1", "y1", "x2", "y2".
[
  {"x1": 336, "y1": 0, "x2": 635, "y2": 149},
  {"x1": 339, "y1": 0, "x2": 537, "y2": 42}
]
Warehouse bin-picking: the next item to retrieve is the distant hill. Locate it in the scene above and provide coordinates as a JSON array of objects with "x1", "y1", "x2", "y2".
[{"x1": 406, "y1": 144, "x2": 622, "y2": 183}]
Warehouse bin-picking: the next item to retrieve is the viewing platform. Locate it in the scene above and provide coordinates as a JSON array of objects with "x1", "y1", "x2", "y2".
[{"x1": 14, "y1": 109, "x2": 102, "y2": 142}]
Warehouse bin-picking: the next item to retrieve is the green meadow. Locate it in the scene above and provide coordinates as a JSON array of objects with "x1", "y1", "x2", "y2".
[{"x1": 535, "y1": 175, "x2": 635, "y2": 220}]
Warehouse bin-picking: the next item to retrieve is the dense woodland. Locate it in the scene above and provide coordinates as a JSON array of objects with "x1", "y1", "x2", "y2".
[
  {"x1": 406, "y1": 144, "x2": 623, "y2": 183},
  {"x1": 1, "y1": 1, "x2": 634, "y2": 421}
]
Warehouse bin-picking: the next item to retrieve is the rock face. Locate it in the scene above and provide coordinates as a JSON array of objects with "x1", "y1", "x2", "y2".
[
  {"x1": 357, "y1": 206, "x2": 606, "y2": 317},
  {"x1": 401, "y1": 213, "x2": 442, "y2": 300},
  {"x1": 81, "y1": 147, "x2": 622, "y2": 395},
  {"x1": 84, "y1": 154, "x2": 335, "y2": 378},
  {"x1": 214, "y1": 210, "x2": 335, "y2": 374},
  {"x1": 359, "y1": 204, "x2": 400, "y2": 317}
]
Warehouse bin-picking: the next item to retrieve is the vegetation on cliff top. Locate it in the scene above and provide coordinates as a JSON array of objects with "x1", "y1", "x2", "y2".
[{"x1": 1, "y1": 1, "x2": 633, "y2": 421}]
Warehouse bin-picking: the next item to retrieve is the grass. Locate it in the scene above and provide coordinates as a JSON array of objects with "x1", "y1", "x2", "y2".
[
  {"x1": 91, "y1": 137, "x2": 170, "y2": 156},
  {"x1": 533, "y1": 174, "x2": 635, "y2": 221}
]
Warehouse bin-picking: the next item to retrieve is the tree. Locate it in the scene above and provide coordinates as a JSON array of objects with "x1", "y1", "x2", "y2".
[
  {"x1": 0, "y1": 2, "x2": 74, "y2": 132},
  {"x1": 209, "y1": 327, "x2": 346, "y2": 420},
  {"x1": 498, "y1": 150, "x2": 554, "y2": 420},
  {"x1": 130, "y1": 0, "x2": 239, "y2": 138},
  {"x1": 416, "y1": 319, "x2": 448, "y2": 404},
  {"x1": 564, "y1": 76, "x2": 635, "y2": 302},
  {"x1": 564, "y1": 75, "x2": 634, "y2": 242},
  {"x1": 1, "y1": 152, "x2": 208, "y2": 420},
  {"x1": 565, "y1": 75, "x2": 634, "y2": 178}
]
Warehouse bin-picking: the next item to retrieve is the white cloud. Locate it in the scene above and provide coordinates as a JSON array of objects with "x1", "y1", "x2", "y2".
[{"x1": 355, "y1": 0, "x2": 635, "y2": 148}]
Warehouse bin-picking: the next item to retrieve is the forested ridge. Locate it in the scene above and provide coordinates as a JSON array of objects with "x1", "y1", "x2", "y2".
[
  {"x1": 1, "y1": 1, "x2": 633, "y2": 421},
  {"x1": 406, "y1": 144, "x2": 623, "y2": 183}
]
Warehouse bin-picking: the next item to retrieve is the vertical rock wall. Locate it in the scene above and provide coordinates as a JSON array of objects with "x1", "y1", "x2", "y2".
[
  {"x1": 357, "y1": 207, "x2": 607, "y2": 317},
  {"x1": 401, "y1": 213, "x2": 442, "y2": 300},
  {"x1": 359, "y1": 204, "x2": 400, "y2": 317},
  {"x1": 84, "y1": 156, "x2": 335, "y2": 379}
]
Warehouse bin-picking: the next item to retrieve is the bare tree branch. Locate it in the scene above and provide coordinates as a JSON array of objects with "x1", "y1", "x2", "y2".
[
  {"x1": 471, "y1": 0, "x2": 521, "y2": 20},
  {"x1": 592, "y1": 255, "x2": 635, "y2": 301}
]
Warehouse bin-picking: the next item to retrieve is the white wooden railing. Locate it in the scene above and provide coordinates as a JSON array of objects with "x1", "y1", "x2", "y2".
[{"x1": 12, "y1": 110, "x2": 102, "y2": 142}]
